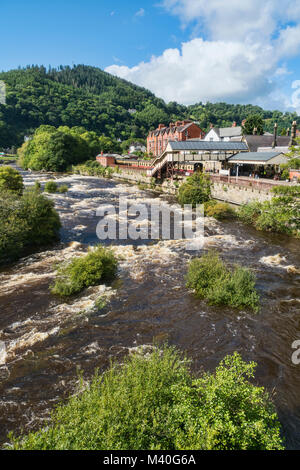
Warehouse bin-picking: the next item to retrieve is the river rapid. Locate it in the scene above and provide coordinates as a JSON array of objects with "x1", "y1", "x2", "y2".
[{"x1": 0, "y1": 169, "x2": 300, "y2": 449}]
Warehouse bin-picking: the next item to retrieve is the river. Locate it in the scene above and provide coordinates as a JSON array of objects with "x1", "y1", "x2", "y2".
[{"x1": 0, "y1": 169, "x2": 300, "y2": 449}]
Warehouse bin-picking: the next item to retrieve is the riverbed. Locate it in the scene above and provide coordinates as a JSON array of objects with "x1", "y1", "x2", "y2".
[{"x1": 0, "y1": 169, "x2": 300, "y2": 449}]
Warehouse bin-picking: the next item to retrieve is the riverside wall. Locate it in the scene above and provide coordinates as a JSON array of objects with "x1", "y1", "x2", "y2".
[{"x1": 113, "y1": 169, "x2": 273, "y2": 204}]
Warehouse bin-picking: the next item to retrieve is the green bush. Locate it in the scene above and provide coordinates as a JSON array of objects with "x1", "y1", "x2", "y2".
[
  {"x1": 280, "y1": 169, "x2": 290, "y2": 181},
  {"x1": 205, "y1": 200, "x2": 236, "y2": 219},
  {"x1": 0, "y1": 189, "x2": 61, "y2": 265},
  {"x1": 34, "y1": 181, "x2": 41, "y2": 192},
  {"x1": 51, "y1": 245, "x2": 118, "y2": 297},
  {"x1": 58, "y1": 184, "x2": 68, "y2": 194},
  {"x1": 186, "y1": 251, "x2": 260, "y2": 312},
  {"x1": 238, "y1": 189, "x2": 300, "y2": 238},
  {"x1": 9, "y1": 346, "x2": 284, "y2": 450},
  {"x1": 0, "y1": 166, "x2": 23, "y2": 193},
  {"x1": 178, "y1": 172, "x2": 211, "y2": 207},
  {"x1": 72, "y1": 161, "x2": 115, "y2": 178},
  {"x1": 44, "y1": 181, "x2": 58, "y2": 193}
]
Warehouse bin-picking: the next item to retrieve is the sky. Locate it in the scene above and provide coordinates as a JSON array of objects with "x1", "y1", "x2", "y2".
[{"x1": 1, "y1": 0, "x2": 300, "y2": 113}]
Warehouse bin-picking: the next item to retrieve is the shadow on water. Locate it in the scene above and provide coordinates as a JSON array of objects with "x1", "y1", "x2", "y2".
[{"x1": 0, "y1": 168, "x2": 299, "y2": 449}]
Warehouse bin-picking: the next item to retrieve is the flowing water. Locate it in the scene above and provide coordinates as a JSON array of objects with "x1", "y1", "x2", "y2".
[{"x1": 0, "y1": 169, "x2": 300, "y2": 449}]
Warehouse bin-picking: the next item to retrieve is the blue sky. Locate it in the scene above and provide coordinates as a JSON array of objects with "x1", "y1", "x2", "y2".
[{"x1": 1, "y1": 0, "x2": 300, "y2": 112}]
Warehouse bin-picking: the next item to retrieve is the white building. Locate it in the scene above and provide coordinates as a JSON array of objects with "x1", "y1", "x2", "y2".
[
  {"x1": 204, "y1": 125, "x2": 243, "y2": 142},
  {"x1": 129, "y1": 142, "x2": 146, "y2": 154}
]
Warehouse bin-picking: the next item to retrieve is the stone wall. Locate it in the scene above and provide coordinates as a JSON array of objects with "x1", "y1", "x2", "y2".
[
  {"x1": 211, "y1": 182, "x2": 272, "y2": 205},
  {"x1": 113, "y1": 169, "x2": 273, "y2": 204}
]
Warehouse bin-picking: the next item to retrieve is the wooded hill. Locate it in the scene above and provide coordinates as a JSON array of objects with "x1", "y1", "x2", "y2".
[{"x1": 0, "y1": 65, "x2": 299, "y2": 148}]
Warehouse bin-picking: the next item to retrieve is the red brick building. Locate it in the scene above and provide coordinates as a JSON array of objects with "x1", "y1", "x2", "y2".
[
  {"x1": 96, "y1": 154, "x2": 117, "y2": 167},
  {"x1": 147, "y1": 120, "x2": 205, "y2": 157}
]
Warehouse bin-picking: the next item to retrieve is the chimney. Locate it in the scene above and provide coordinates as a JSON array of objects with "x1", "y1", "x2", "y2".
[
  {"x1": 272, "y1": 123, "x2": 278, "y2": 148},
  {"x1": 291, "y1": 121, "x2": 297, "y2": 144},
  {"x1": 158, "y1": 124, "x2": 165, "y2": 130},
  {"x1": 232, "y1": 121, "x2": 237, "y2": 127},
  {"x1": 287, "y1": 128, "x2": 290, "y2": 137},
  {"x1": 242, "y1": 119, "x2": 247, "y2": 127},
  {"x1": 175, "y1": 121, "x2": 182, "y2": 127},
  {"x1": 101, "y1": 151, "x2": 103, "y2": 156},
  {"x1": 210, "y1": 123, "x2": 214, "y2": 129},
  {"x1": 253, "y1": 127, "x2": 258, "y2": 136}
]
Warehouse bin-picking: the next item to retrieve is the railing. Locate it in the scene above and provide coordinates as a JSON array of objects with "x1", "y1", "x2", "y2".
[
  {"x1": 146, "y1": 154, "x2": 169, "y2": 177},
  {"x1": 210, "y1": 175, "x2": 293, "y2": 191}
]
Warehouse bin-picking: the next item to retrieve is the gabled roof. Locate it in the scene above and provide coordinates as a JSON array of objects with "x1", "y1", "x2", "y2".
[
  {"x1": 167, "y1": 141, "x2": 248, "y2": 151},
  {"x1": 207, "y1": 127, "x2": 242, "y2": 138},
  {"x1": 229, "y1": 152, "x2": 282, "y2": 162},
  {"x1": 219, "y1": 127, "x2": 242, "y2": 138},
  {"x1": 243, "y1": 135, "x2": 291, "y2": 152}
]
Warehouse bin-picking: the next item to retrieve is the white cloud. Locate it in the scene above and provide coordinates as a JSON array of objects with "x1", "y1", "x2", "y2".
[
  {"x1": 135, "y1": 8, "x2": 145, "y2": 18},
  {"x1": 106, "y1": 0, "x2": 300, "y2": 109}
]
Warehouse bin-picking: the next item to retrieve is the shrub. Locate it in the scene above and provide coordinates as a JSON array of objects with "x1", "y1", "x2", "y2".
[
  {"x1": 51, "y1": 245, "x2": 118, "y2": 297},
  {"x1": 186, "y1": 251, "x2": 260, "y2": 312},
  {"x1": 238, "y1": 189, "x2": 300, "y2": 238},
  {"x1": 9, "y1": 346, "x2": 284, "y2": 450},
  {"x1": 44, "y1": 181, "x2": 58, "y2": 193},
  {"x1": 178, "y1": 172, "x2": 211, "y2": 207},
  {"x1": 0, "y1": 166, "x2": 23, "y2": 193},
  {"x1": 0, "y1": 190, "x2": 61, "y2": 265},
  {"x1": 238, "y1": 202, "x2": 263, "y2": 225},
  {"x1": 34, "y1": 181, "x2": 41, "y2": 192},
  {"x1": 58, "y1": 184, "x2": 68, "y2": 194},
  {"x1": 280, "y1": 169, "x2": 290, "y2": 181},
  {"x1": 205, "y1": 200, "x2": 236, "y2": 220}
]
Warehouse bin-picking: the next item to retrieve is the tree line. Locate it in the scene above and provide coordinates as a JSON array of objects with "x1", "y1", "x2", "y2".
[{"x1": 0, "y1": 65, "x2": 299, "y2": 149}]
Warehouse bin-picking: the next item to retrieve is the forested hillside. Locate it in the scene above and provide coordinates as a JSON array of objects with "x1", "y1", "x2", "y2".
[{"x1": 0, "y1": 65, "x2": 299, "y2": 148}]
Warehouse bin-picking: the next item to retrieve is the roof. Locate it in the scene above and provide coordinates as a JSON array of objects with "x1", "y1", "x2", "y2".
[
  {"x1": 219, "y1": 127, "x2": 242, "y2": 138},
  {"x1": 258, "y1": 146, "x2": 290, "y2": 153},
  {"x1": 229, "y1": 152, "x2": 283, "y2": 162},
  {"x1": 167, "y1": 141, "x2": 248, "y2": 151},
  {"x1": 243, "y1": 135, "x2": 291, "y2": 152},
  {"x1": 150, "y1": 121, "x2": 201, "y2": 137},
  {"x1": 207, "y1": 127, "x2": 242, "y2": 138}
]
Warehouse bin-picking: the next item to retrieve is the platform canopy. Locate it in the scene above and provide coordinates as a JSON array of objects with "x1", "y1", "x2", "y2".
[{"x1": 228, "y1": 152, "x2": 288, "y2": 165}]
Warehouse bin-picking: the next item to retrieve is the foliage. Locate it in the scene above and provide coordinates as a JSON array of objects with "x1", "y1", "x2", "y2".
[
  {"x1": 186, "y1": 251, "x2": 260, "y2": 312},
  {"x1": 204, "y1": 200, "x2": 236, "y2": 219},
  {"x1": 72, "y1": 160, "x2": 116, "y2": 178},
  {"x1": 0, "y1": 189, "x2": 61, "y2": 265},
  {"x1": 18, "y1": 125, "x2": 103, "y2": 172},
  {"x1": 51, "y1": 245, "x2": 118, "y2": 297},
  {"x1": 34, "y1": 181, "x2": 41, "y2": 192},
  {"x1": 238, "y1": 187, "x2": 300, "y2": 237},
  {"x1": 0, "y1": 65, "x2": 299, "y2": 150},
  {"x1": 9, "y1": 346, "x2": 284, "y2": 450},
  {"x1": 44, "y1": 181, "x2": 58, "y2": 193},
  {"x1": 0, "y1": 166, "x2": 23, "y2": 193},
  {"x1": 58, "y1": 184, "x2": 68, "y2": 194},
  {"x1": 178, "y1": 172, "x2": 211, "y2": 207},
  {"x1": 242, "y1": 114, "x2": 264, "y2": 135}
]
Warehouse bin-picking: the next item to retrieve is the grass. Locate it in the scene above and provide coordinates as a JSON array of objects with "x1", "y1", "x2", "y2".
[
  {"x1": 44, "y1": 181, "x2": 58, "y2": 193},
  {"x1": 204, "y1": 200, "x2": 236, "y2": 220},
  {"x1": 51, "y1": 245, "x2": 118, "y2": 297},
  {"x1": 8, "y1": 346, "x2": 284, "y2": 450},
  {"x1": 186, "y1": 251, "x2": 260, "y2": 312},
  {"x1": 58, "y1": 184, "x2": 69, "y2": 194}
]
